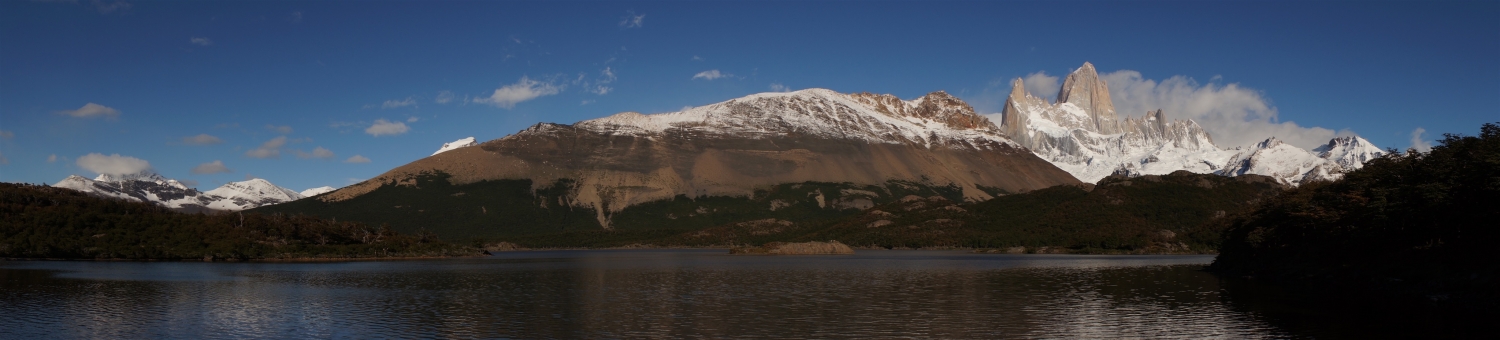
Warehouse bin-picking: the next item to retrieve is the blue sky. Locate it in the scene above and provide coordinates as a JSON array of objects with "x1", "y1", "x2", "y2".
[{"x1": 2, "y1": 1, "x2": 1497, "y2": 191}]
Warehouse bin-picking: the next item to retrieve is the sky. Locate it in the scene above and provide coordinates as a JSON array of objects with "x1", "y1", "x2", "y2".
[{"x1": 2, "y1": 0, "x2": 1497, "y2": 192}]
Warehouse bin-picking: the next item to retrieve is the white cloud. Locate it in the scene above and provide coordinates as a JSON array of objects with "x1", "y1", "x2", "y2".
[
  {"x1": 406, "y1": 116, "x2": 419, "y2": 123},
  {"x1": 1409, "y1": 127, "x2": 1433, "y2": 152},
  {"x1": 580, "y1": 99, "x2": 595, "y2": 105},
  {"x1": 182, "y1": 134, "x2": 223, "y2": 145},
  {"x1": 55, "y1": 103, "x2": 121, "y2": 118},
  {"x1": 435, "y1": 90, "x2": 455, "y2": 104},
  {"x1": 0, "y1": 130, "x2": 12, "y2": 139},
  {"x1": 47, "y1": 154, "x2": 58, "y2": 163},
  {"x1": 191, "y1": 160, "x2": 232, "y2": 174},
  {"x1": 245, "y1": 136, "x2": 287, "y2": 158},
  {"x1": 619, "y1": 11, "x2": 644, "y2": 28},
  {"x1": 1022, "y1": 71, "x2": 1060, "y2": 102},
  {"x1": 474, "y1": 76, "x2": 561, "y2": 109},
  {"x1": 266, "y1": 125, "x2": 293, "y2": 134},
  {"x1": 1099, "y1": 70, "x2": 1344, "y2": 149},
  {"x1": 691, "y1": 55, "x2": 704, "y2": 61},
  {"x1": 365, "y1": 119, "x2": 409, "y2": 136},
  {"x1": 344, "y1": 155, "x2": 371, "y2": 163},
  {"x1": 76, "y1": 153, "x2": 150, "y2": 175},
  {"x1": 769, "y1": 83, "x2": 790, "y2": 92},
  {"x1": 693, "y1": 70, "x2": 730, "y2": 80},
  {"x1": 381, "y1": 97, "x2": 416, "y2": 109},
  {"x1": 91, "y1": 0, "x2": 131, "y2": 14},
  {"x1": 189, "y1": 37, "x2": 212, "y2": 46},
  {"x1": 293, "y1": 146, "x2": 336, "y2": 159}
]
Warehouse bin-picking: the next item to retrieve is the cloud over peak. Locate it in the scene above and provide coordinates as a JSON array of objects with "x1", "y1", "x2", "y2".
[
  {"x1": 76, "y1": 153, "x2": 150, "y2": 175},
  {"x1": 1098, "y1": 69, "x2": 1343, "y2": 149}
]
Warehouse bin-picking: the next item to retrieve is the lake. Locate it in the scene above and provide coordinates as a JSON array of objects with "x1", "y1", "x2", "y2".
[{"x1": 0, "y1": 250, "x2": 1420, "y2": 338}]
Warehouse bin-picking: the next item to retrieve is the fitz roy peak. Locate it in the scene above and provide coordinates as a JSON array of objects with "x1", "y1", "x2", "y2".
[
  {"x1": 999, "y1": 62, "x2": 1384, "y2": 185},
  {"x1": 303, "y1": 88, "x2": 1078, "y2": 230},
  {"x1": 52, "y1": 171, "x2": 310, "y2": 211}
]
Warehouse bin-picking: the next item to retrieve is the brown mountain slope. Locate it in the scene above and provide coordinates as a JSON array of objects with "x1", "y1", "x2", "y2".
[{"x1": 300, "y1": 89, "x2": 1078, "y2": 231}]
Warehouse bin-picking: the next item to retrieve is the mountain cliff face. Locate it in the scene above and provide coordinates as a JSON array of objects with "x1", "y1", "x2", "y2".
[
  {"x1": 52, "y1": 172, "x2": 307, "y2": 212},
  {"x1": 305, "y1": 89, "x2": 1079, "y2": 231},
  {"x1": 999, "y1": 62, "x2": 1384, "y2": 185}
]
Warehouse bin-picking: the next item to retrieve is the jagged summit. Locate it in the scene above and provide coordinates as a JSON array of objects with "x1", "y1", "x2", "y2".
[
  {"x1": 1313, "y1": 136, "x2": 1386, "y2": 171},
  {"x1": 1056, "y1": 61, "x2": 1120, "y2": 134}
]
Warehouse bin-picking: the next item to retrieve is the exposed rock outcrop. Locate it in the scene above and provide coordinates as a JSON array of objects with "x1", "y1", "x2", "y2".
[{"x1": 729, "y1": 240, "x2": 854, "y2": 255}]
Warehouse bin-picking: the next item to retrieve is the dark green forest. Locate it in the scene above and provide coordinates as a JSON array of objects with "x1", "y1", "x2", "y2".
[
  {"x1": 1211, "y1": 122, "x2": 1499, "y2": 309},
  {"x1": 0, "y1": 183, "x2": 479, "y2": 260},
  {"x1": 480, "y1": 171, "x2": 1285, "y2": 252}
]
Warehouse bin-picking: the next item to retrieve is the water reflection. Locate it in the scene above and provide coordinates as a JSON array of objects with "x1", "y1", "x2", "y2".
[{"x1": 3, "y1": 251, "x2": 1294, "y2": 338}]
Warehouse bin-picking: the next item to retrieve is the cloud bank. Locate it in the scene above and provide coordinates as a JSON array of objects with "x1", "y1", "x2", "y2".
[
  {"x1": 76, "y1": 153, "x2": 150, "y2": 175},
  {"x1": 1098, "y1": 70, "x2": 1344, "y2": 149}
]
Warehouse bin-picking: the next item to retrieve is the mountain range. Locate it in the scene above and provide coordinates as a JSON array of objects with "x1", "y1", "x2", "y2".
[
  {"x1": 999, "y1": 62, "x2": 1385, "y2": 185},
  {"x1": 52, "y1": 172, "x2": 317, "y2": 212},
  {"x1": 48, "y1": 61, "x2": 1388, "y2": 240}
]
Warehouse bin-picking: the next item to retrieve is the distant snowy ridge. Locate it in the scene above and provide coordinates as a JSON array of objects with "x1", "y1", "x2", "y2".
[
  {"x1": 432, "y1": 137, "x2": 478, "y2": 156},
  {"x1": 52, "y1": 171, "x2": 307, "y2": 211},
  {"x1": 571, "y1": 88, "x2": 1017, "y2": 150},
  {"x1": 299, "y1": 186, "x2": 336, "y2": 197},
  {"x1": 997, "y1": 62, "x2": 1384, "y2": 185}
]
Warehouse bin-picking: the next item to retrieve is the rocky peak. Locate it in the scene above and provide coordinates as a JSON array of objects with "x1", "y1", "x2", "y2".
[
  {"x1": 1253, "y1": 137, "x2": 1285, "y2": 149},
  {"x1": 1056, "y1": 61, "x2": 1120, "y2": 134},
  {"x1": 912, "y1": 91, "x2": 993, "y2": 131}
]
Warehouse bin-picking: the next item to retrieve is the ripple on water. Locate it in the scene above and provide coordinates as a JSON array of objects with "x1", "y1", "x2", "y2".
[{"x1": 0, "y1": 252, "x2": 1294, "y2": 338}]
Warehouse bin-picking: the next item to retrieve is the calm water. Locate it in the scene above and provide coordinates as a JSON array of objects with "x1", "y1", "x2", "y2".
[{"x1": 0, "y1": 250, "x2": 1410, "y2": 339}]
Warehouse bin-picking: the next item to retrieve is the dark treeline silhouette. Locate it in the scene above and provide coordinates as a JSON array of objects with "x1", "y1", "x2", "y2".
[
  {"x1": 0, "y1": 183, "x2": 479, "y2": 260},
  {"x1": 1212, "y1": 122, "x2": 1499, "y2": 312}
]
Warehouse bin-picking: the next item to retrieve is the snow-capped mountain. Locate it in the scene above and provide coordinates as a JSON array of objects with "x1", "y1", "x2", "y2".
[
  {"x1": 432, "y1": 137, "x2": 478, "y2": 156},
  {"x1": 575, "y1": 89, "x2": 1015, "y2": 149},
  {"x1": 997, "y1": 62, "x2": 1384, "y2": 185},
  {"x1": 202, "y1": 178, "x2": 305, "y2": 211},
  {"x1": 299, "y1": 186, "x2": 336, "y2": 197},
  {"x1": 52, "y1": 171, "x2": 306, "y2": 211},
  {"x1": 330, "y1": 88, "x2": 1077, "y2": 228}
]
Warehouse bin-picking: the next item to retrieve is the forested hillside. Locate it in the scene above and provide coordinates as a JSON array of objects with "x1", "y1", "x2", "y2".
[
  {"x1": 0, "y1": 183, "x2": 479, "y2": 260},
  {"x1": 1211, "y1": 123, "x2": 1499, "y2": 309}
]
